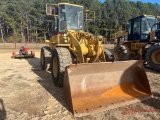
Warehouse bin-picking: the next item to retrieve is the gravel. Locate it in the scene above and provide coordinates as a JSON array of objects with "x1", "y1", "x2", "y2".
[{"x1": 0, "y1": 49, "x2": 159, "y2": 120}]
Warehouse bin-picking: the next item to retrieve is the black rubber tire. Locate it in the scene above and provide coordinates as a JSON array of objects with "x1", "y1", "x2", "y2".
[
  {"x1": 104, "y1": 48, "x2": 116, "y2": 62},
  {"x1": 51, "y1": 47, "x2": 72, "y2": 87},
  {"x1": 114, "y1": 45, "x2": 130, "y2": 61},
  {"x1": 146, "y1": 44, "x2": 160, "y2": 71},
  {"x1": 40, "y1": 46, "x2": 51, "y2": 71}
]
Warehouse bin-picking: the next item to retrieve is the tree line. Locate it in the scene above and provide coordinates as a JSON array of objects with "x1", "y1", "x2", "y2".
[{"x1": 0, "y1": 0, "x2": 160, "y2": 43}]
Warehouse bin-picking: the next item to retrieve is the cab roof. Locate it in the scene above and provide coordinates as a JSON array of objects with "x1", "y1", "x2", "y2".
[
  {"x1": 129, "y1": 14, "x2": 156, "y2": 21},
  {"x1": 58, "y1": 2, "x2": 83, "y2": 8}
]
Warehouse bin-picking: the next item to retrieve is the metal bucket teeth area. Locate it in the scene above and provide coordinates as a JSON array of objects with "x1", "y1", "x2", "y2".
[{"x1": 63, "y1": 60, "x2": 152, "y2": 116}]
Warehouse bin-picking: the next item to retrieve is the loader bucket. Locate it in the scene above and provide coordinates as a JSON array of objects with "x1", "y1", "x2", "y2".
[{"x1": 63, "y1": 60, "x2": 152, "y2": 117}]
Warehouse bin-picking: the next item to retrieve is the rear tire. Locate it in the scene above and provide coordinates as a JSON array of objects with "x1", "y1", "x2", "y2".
[
  {"x1": 104, "y1": 48, "x2": 116, "y2": 62},
  {"x1": 40, "y1": 46, "x2": 51, "y2": 71},
  {"x1": 146, "y1": 44, "x2": 160, "y2": 71},
  {"x1": 51, "y1": 47, "x2": 72, "y2": 87},
  {"x1": 114, "y1": 45, "x2": 130, "y2": 61}
]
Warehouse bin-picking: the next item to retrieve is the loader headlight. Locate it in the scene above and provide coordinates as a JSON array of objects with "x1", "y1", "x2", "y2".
[
  {"x1": 63, "y1": 33, "x2": 67, "y2": 40},
  {"x1": 63, "y1": 34, "x2": 67, "y2": 37},
  {"x1": 64, "y1": 40, "x2": 68, "y2": 43}
]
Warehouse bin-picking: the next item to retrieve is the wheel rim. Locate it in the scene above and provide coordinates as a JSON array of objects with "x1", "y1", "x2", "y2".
[
  {"x1": 151, "y1": 50, "x2": 160, "y2": 64},
  {"x1": 116, "y1": 50, "x2": 122, "y2": 60},
  {"x1": 53, "y1": 57, "x2": 58, "y2": 77}
]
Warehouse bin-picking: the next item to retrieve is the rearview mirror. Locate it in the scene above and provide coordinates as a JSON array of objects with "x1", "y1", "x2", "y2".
[
  {"x1": 46, "y1": 3, "x2": 58, "y2": 16},
  {"x1": 84, "y1": 10, "x2": 95, "y2": 21},
  {"x1": 126, "y1": 23, "x2": 129, "y2": 32}
]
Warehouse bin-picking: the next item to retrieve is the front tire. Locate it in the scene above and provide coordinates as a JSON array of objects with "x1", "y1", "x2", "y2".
[
  {"x1": 146, "y1": 44, "x2": 160, "y2": 71},
  {"x1": 51, "y1": 47, "x2": 72, "y2": 87},
  {"x1": 114, "y1": 45, "x2": 130, "y2": 61}
]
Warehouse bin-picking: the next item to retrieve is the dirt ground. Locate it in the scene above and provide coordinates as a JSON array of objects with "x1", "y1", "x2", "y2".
[{"x1": 0, "y1": 49, "x2": 159, "y2": 120}]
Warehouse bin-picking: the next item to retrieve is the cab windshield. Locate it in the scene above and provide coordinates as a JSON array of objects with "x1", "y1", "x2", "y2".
[
  {"x1": 59, "y1": 4, "x2": 83, "y2": 32},
  {"x1": 141, "y1": 16, "x2": 157, "y2": 34}
]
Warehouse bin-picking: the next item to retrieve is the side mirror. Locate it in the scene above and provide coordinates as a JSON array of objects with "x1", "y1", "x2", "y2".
[
  {"x1": 84, "y1": 10, "x2": 95, "y2": 21},
  {"x1": 125, "y1": 23, "x2": 129, "y2": 32},
  {"x1": 46, "y1": 3, "x2": 58, "y2": 17}
]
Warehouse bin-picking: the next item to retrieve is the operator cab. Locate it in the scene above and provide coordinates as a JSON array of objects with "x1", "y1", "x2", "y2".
[
  {"x1": 128, "y1": 15, "x2": 158, "y2": 42},
  {"x1": 59, "y1": 3, "x2": 83, "y2": 32},
  {"x1": 47, "y1": 3, "x2": 84, "y2": 34}
]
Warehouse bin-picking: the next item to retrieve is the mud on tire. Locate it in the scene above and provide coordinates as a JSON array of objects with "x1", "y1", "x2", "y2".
[
  {"x1": 146, "y1": 44, "x2": 160, "y2": 71},
  {"x1": 51, "y1": 47, "x2": 72, "y2": 87}
]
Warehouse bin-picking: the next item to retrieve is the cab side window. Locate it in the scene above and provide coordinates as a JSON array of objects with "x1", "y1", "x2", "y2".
[
  {"x1": 53, "y1": 17, "x2": 58, "y2": 32},
  {"x1": 133, "y1": 18, "x2": 140, "y2": 34}
]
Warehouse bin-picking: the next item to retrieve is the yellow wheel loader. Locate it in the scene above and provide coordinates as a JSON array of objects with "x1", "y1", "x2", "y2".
[
  {"x1": 40, "y1": 3, "x2": 152, "y2": 117},
  {"x1": 114, "y1": 15, "x2": 160, "y2": 72}
]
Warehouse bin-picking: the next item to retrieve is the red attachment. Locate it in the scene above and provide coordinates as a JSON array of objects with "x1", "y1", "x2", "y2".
[
  {"x1": 23, "y1": 45, "x2": 29, "y2": 52},
  {"x1": 11, "y1": 46, "x2": 35, "y2": 58}
]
